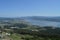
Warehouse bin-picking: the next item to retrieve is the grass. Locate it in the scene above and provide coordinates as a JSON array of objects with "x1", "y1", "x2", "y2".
[
  {"x1": 10, "y1": 33, "x2": 23, "y2": 40},
  {"x1": 10, "y1": 33, "x2": 39, "y2": 40},
  {"x1": 2, "y1": 32, "x2": 53, "y2": 40},
  {"x1": 10, "y1": 33, "x2": 45, "y2": 40}
]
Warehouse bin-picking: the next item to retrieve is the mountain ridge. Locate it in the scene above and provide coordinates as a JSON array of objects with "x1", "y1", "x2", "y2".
[{"x1": 0, "y1": 16, "x2": 60, "y2": 22}]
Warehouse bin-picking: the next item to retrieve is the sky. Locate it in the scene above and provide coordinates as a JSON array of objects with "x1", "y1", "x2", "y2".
[{"x1": 0, "y1": 0, "x2": 60, "y2": 17}]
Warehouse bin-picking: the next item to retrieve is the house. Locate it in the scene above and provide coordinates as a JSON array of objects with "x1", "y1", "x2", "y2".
[
  {"x1": 10, "y1": 27, "x2": 19, "y2": 29},
  {"x1": 6, "y1": 33, "x2": 11, "y2": 36},
  {"x1": 32, "y1": 30, "x2": 39, "y2": 32}
]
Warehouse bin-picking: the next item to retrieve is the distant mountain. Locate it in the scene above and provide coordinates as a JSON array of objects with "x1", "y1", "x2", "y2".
[{"x1": 0, "y1": 16, "x2": 60, "y2": 22}]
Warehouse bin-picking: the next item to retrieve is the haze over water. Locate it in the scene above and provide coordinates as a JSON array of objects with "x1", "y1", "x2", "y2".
[{"x1": 25, "y1": 19, "x2": 60, "y2": 27}]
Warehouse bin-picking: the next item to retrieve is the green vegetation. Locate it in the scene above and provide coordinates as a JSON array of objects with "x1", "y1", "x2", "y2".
[
  {"x1": 0, "y1": 20, "x2": 60, "y2": 40},
  {"x1": 10, "y1": 34, "x2": 22, "y2": 40}
]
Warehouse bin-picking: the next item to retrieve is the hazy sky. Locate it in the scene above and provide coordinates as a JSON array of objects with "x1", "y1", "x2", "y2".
[{"x1": 0, "y1": 0, "x2": 60, "y2": 17}]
